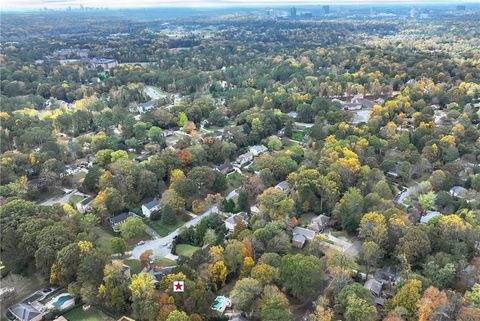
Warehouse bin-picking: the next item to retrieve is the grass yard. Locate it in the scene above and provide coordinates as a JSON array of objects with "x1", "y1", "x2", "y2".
[
  {"x1": 227, "y1": 171, "x2": 243, "y2": 189},
  {"x1": 146, "y1": 217, "x2": 187, "y2": 237},
  {"x1": 63, "y1": 306, "x2": 114, "y2": 321},
  {"x1": 69, "y1": 194, "x2": 86, "y2": 205},
  {"x1": 176, "y1": 244, "x2": 201, "y2": 257},
  {"x1": 92, "y1": 226, "x2": 116, "y2": 254},
  {"x1": 291, "y1": 130, "x2": 305, "y2": 141},
  {"x1": 124, "y1": 259, "x2": 143, "y2": 274},
  {"x1": 154, "y1": 256, "x2": 177, "y2": 267}
]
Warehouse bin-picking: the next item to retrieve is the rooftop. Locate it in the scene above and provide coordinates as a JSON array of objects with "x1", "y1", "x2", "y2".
[{"x1": 143, "y1": 199, "x2": 161, "y2": 210}]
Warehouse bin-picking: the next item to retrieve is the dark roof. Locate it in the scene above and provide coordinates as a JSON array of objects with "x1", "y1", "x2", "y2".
[
  {"x1": 79, "y1": 196, "x2": 93, "y2": 205},
  {"x1": 110, "y1": 212, "x2": 137, "y2": 225},
  {"x1": 143, "y1": 199, "x2": 160, "y2": 210},
  {"x1": 148, "y1": 266, "x2": 175, "y2": 282},
  {"x1": 8, "y1": 303, "x2": 41, "y2": 321}
]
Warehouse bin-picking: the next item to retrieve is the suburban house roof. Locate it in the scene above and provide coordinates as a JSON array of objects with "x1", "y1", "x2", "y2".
[
  {"x1": 307, "y1": 215, "x2": 330, "y2": 232},
  {"x1": 78, "y1": 196, "x2": 93, "y2": 206},
  {"x1": 249, "y1": 145, "x2": 268, "y2": 154},
  {"x1": 148, "y1": 266, "x2": 175, "y2": 283},
  {"x1": 275, "y1": 181, "x2": 290, "y2": 191},
  {"x1": 225, "y1": 212, "x2": 248, "y2": 226},
  {"x1": 110, "y1": 212, "x2": 138, "y2": 225},
  {"x1": 292, "y1": 226, "x2": 315, "y2": 241},
  {"x1": 292, "y1": 234, "x2": 307, "y2": 247},
  {"x1": 450, "y1": 185, "x2": 467, "y2": 196},
  {"x1": 143, "y1": 199, "x2": 161, "y2": 210},
  {"x1": 420, "y1": 211, "x2": 442, "y2": 224},
  {"x1": 287, "y1": 111, "x2": 298, "y2": 118},
  {"x1": 8, "y1": 303, "x2": 41, "y2": 321},
  {"x1": 364, "y1": 278, "x2": 383, "y2": 297}
]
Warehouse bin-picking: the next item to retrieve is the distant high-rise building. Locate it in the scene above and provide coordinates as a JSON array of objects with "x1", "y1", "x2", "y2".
[
  {"x1": 323, "y1": 5, "x2": 330, "y2": 15},
  {"x1": 290, "y1": 7, "x2": 297, "y2": 18}
]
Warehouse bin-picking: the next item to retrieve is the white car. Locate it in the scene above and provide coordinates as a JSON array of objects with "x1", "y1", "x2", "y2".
[{"x1": 137, "y1": 241, "x2": 145, "y2": 245}]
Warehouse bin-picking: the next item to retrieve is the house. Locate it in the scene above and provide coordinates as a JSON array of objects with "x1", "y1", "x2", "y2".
[
  {"x1": 141, "y1": 199, "x2": 161, "y2": 218},
  {"x1": 148, "y1": 266, "x2": 175, "y2": 284},
  {"x1": 161, "y1": 130, "x2": 174, "y2": 137},
  {"x1": 291, "y1": 227, "x2": 315, "y2": 248},
  {"x1": 275, "y1": 181, "x2": 292, "y2": 194},
  {"x1": 449, "y1": 186, "x2": 467, "y2": 199},
  {"x1": 287, "y1": 111, "x2": 298, "y2": 119},
  {"x1": 117, "y1": 317, "x2": 135, "y2": 321},
  {"x1": 110, "y1": 212, "x2": 139, "y2": 232},
  {"x1": 8, "y1": 303, "x2": 42, "y2": 321},
  {"x1": 249, "y1": 145, "x2": 268, "y2": 156},
  {"x1": 225, "y1": 212, "x2": 248, "y2": 232},
  {"x1": 387, "y1": 163, "x2": 400, "y2": 179},
  {"x1": 364, "y1": 278, "x2": 385, "y2": 306},
  {"x1": 90, "y1": 58, "x2": 118, "y2": 70},
  {"x1": 136, "y1": 101, "x2": 156, "y2": 113},
  {"x1": 307, "y1": 215, "x2": 330, "y2": 232},
  {"x1": 250, "y1": 205, "x2": 260, "y2": 214},
  {"x1": 420, "y1": 211, "x2": 442, "y2": 224},
  {"x1": 214, "y1": 163, "x2": 235, "y2": 175},
  {"x1": 76, "y1": 195, "x2": 94, "y2": 214},
  {"x1": 8, "y1": 288, "x2": 57, "y2": 321},
  {"x1": 235, "y1": 152, "x2": 254, "y2": 166}
]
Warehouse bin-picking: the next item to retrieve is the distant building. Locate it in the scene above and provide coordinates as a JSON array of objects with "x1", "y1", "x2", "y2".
[
  {"x1": 287, "y1": 111, "x2": 298, "y2": 119},
  {"x1": 90, "y1": 58, "x2": 118, "y2": 70},
  {"x1": 110, "y1": 212, "x2": 139, "y2": 232},
  {"x1": 249, "y1": 145, "x2": 268, "y2": 156},
  {"x1": 235, "y1": 152, "x2": 254, "y2": 166},
  {"x1": 323, "y1": 5, "x2": 330, "y2": 15},
  {"x1": 449, "y1": 186, "x2": 467, "y2": 199},
  {"x1": 142, "y1": 199, "x2": 161, "y2": 218},
  {"x1": 290, "y1": 7, "x2": 297, "y2": 18},
  {"x1": 214, "y1": 163, "x2": 235, "y2": 175},
  {"x1": 135, "y1": 101, "x2": 156, "y2": 113},
  {"x1": 420, "y1": 211, "x2": 441, "y2": 224}
]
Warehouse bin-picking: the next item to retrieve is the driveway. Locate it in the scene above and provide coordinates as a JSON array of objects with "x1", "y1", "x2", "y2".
[
  {"x1": 130, "y1": 205, "x2": 220, "y2": 259},
  {"x1": 320, "y1": 232, "x2": 361, "y2": 257},
  {"x1": 38, "y1": 189, "x2": 82, "y2": 206}
]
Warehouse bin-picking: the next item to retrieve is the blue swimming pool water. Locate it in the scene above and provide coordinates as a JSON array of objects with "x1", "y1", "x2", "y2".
[
  {"x1": 53, "y1": 295, "x2": 73, "y2": 306},
  {"x1": 213, "y1": 296, "x2": 223, "y2": 309}
]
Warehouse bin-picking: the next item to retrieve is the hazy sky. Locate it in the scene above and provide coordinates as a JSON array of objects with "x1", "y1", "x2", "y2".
[{"x1": 3, "y1": 0, "x2": 464, "y2": 10}]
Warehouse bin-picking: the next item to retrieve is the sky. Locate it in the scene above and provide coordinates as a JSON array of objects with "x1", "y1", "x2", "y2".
[{"x1": 2, "y1": 0, "x2": 466, "y2": 10}]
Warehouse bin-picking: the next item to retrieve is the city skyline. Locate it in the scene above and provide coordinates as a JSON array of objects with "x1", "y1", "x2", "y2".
[{"x1": 3, "y1": 0, "x2": 472, "y2": 10}]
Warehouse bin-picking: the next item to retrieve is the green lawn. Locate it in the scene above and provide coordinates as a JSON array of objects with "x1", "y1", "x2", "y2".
[
  {"x1": 92, "y1": 227, "x2": 115, "y2": 254},
  {"x1": 227, "y1": 171, "x2": 243, "y2": 189},
  {"x1": 124, "y1": 259, "x2": 143, "y2": 274},
  {"x1": 176, "y1": 244, "x2": 201, "y2": 257},
  {"x1": 291, "y1": 130, "x2": 305, "y2": 141},
  {"x1": 69, "y1": 194, "x2": 86, "y2": 206},
  {"x1": 146, "y1": 217, "x2": 187, "y2": 237},
  {"x1": 153, "y1": 256, "x2": 177, "y2": 267},
  {"x1": 63, "y1": 306, "x2": 114, "y2": 321}
]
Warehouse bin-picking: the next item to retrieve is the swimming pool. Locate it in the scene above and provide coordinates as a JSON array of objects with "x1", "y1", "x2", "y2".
[
  {"x1": 52, "y1": 294, "x2": 73, "y2": 307},
  {"x1": 213, "y1": 296, "x2": 223, "y2": 310}
]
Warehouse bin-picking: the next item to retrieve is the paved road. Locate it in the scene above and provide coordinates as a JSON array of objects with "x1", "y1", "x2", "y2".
[
  {"x1": 394, "y1": 183, "x2": 421, "y2": 206},
  {"x1": 130, "y1": 204, "x2": 220, "y2": 259}
]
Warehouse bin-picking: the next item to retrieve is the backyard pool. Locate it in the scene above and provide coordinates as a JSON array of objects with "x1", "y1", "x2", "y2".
[{"x1": 53, "y1": 294, "x2": 73, "y2": 307}]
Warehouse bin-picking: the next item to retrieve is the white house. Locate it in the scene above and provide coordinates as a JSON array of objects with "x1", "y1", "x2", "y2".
[
  {"x1": 235, "y1": 152, "x2": 254, "y2": 166},
  {"x1": 142, "y1": 199, "x2": 161, "y2": 218},
  {"x1": 76, "y1": 195, "x2": 94, "y2": 214},
  {"x1": 225, "y1": 212, "x2": 248, "y2": 232},
  {"x1": 249, "y1": 145, "x2": 268, "y2": 156},
  {"x1": 275, "y1": 181, "x2": 292, "y2": 194}
]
